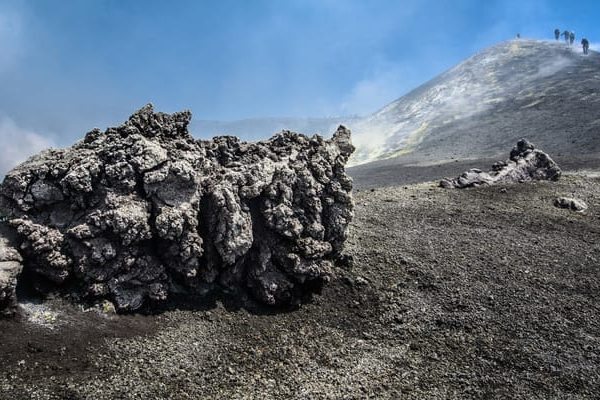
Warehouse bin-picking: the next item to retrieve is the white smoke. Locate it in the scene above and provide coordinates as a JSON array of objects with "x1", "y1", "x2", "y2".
[
  {"x1": 0, "y1": 116, "x2": 54, "y2": 176},
  {"x1": 340, "y1": 66, "x2": 408, "y2": 116},
  {"x1": 533, "y1": 56, "x2": 573, "y2": 79}
]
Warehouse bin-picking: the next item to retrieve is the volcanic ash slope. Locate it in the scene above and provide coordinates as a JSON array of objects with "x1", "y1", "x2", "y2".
[{"x1": 351, "y1": 39, "x2": 600, "y2": 167}]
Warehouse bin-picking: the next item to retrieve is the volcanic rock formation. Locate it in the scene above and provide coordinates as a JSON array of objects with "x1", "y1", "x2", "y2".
[
  {"x1": 0, "y1": 105, "x2": 355, "y2": 313},
  {"x1": 440, "y1": 139, "x2": 561, "y2": 189}
]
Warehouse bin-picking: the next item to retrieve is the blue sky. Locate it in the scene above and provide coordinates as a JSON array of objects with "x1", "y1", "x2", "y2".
[{"x1": 0, "y1": 0, "x2": 599, "y2": 171}]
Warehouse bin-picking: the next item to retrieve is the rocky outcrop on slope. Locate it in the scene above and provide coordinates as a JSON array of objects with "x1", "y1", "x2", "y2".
[
  {"x1": 440, "y1": 139, "x2": 561, "y2": 189},
  {"x1": 0, "y1": 105, "x2": 355, "y2": 313}
]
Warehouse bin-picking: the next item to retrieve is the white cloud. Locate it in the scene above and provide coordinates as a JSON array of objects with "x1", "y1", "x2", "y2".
[{"x1": 0, "y1": 116, "x2": 54, "y2": 176}]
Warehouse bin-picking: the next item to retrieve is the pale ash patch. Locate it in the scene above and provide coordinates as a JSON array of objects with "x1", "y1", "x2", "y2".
[{"x1": 19, "y1": 302, "x2": 62, "y2": 330}]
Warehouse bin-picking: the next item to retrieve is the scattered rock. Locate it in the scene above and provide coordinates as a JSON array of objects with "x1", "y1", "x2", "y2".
[
  {"x1": 354, "y1": 276, "x2": 369, "y2": 286},
  {"x1": 336, "y1": 253, "x2": 354, "y2": 269},
  {"x1": 0, "y1": 104, "x2": 355, "y2": 313},
  {"x1": 98, "y1": 300, "x2": 117, "y2": 315},
  {"x1": 440, "y1": 139, "x2": 561, "y2": 189},
  {"x1": 554, "y1": 197, "x2": 588, "y2": 212}
]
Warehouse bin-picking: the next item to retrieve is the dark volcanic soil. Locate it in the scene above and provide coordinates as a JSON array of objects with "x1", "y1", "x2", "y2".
[{"x1": 1, "y1": 167, "x2": 600, "y2": 399}]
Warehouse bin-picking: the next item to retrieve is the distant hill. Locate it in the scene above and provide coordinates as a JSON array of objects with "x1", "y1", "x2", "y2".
[
  {"x1": 349, "y1": 39, "x2": 600, "y2": 167},
  {"x1": 191, "y1": 116, "x2": 358, "y2": 142}
]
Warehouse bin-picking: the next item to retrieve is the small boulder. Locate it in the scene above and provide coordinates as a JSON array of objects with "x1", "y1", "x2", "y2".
[
  {"x1": 440, "y1": 139, "x2": 561, "y2": 189},
  {"x1": 554, "y1": 197, "x2": 588, "y2": 212}
]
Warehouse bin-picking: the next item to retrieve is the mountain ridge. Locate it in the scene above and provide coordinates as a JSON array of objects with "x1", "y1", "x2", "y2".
[{"x1": 349, "y1": 39, "x2": 600, "y2": 167}]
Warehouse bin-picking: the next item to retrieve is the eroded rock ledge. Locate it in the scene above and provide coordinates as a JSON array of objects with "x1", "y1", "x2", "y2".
[
  {"x1": 440, "y1": 139, "x2": 561, "y2": 189},
  {"x1": 0, "y1": 105, "x2": 355, "y2": 313}
]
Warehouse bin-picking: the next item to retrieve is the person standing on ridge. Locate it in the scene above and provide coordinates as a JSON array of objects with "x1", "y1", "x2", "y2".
[
  {"x1": 582, "y1": 38, "x2": 590, "y2": 55},
  {"x1": 570, "y1": 31, "x2": 575, "y2": 45},
  {"x1": 554, "y1": 28, "x2": 560, "y2": 40},
  {"x1": 562, "y1": 30, "x2": 570, "y2": 43}
]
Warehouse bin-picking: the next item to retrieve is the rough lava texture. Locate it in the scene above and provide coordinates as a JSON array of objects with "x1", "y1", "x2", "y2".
[
  {"x1": 439, "y1": 139, "x2": 561, "y2": 189},
  {"x1": 0, "y1": 105, "x2": 355, "y2": 313},
  {"x1": 554, "y1": 196, "x2": 588, "y2": 212},
  {"x1": 0, "y1": 224, "x2": 23, "y2": 316}
]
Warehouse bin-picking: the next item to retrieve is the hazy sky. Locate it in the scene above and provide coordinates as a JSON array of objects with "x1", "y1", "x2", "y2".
[{"x1": 0, "y1": 0, "x2": 599, "y2": 169}]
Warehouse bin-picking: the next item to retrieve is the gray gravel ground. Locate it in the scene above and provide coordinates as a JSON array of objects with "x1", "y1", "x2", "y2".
[{"x1": 1, "y1": 166, "x2": 600, "y2": 399}]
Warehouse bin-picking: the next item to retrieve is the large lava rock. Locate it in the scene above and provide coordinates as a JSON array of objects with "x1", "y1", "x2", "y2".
[
  {"x1": 440, "y1": 139, "x2": 561, "y2": 189},
  {"x1": 0, "y1": 105, "x2": 355, "y2": 312}
]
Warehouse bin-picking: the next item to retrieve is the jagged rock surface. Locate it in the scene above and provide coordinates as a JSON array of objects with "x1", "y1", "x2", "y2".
[
  {"x1": 554, "y1": 197, "x2": 588, "y2": 212},
  {"x1": 440, "y1": 139, "x2": 561, "y2": 189},
  {"x1": 0, "y1": 105, "x2": 355, "y2": 312},
  {"x1": 0, "y1": 225, "x2": 23, "y2": 316}
]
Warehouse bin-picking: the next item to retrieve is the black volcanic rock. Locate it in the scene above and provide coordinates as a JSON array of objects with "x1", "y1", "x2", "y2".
[
  {"x1": 0, "y1": 225, "x2": 22, "y2": 316},
  {"x1": 554, "y1": 197, "x2": 588, "y2": 212},
  {"x1": 0, "y1": 105, "x2": 355, "y2": 313},
  {"x1": 440, "y1": 139, "x2": 561, "y2": 188}
]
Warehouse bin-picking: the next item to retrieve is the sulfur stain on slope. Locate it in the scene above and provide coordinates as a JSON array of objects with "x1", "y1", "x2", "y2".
[{"x1": 380, "y1": 122, "x2": 430, "y2": 159}]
